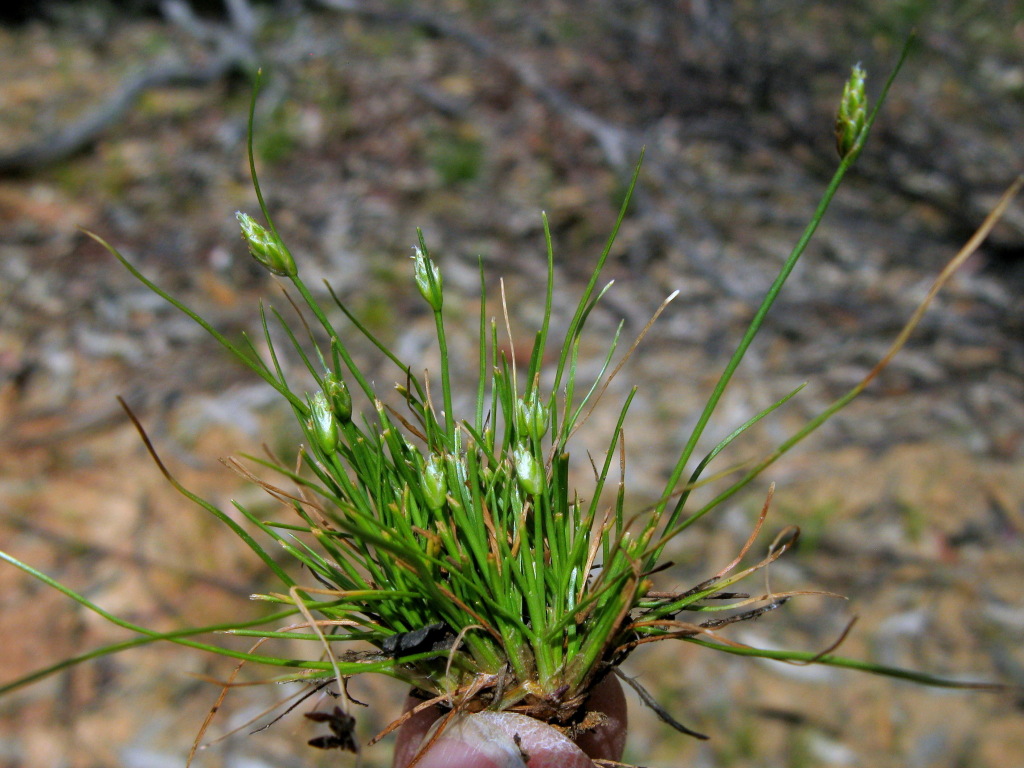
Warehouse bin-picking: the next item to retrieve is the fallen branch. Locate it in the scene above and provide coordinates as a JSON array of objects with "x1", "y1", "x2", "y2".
[
  {"x1": 0, "y1": 0, "x2": 257, "y2": 175},
  {"x1": 313, "y1": 0, "x2": 639, "y2": 169}
]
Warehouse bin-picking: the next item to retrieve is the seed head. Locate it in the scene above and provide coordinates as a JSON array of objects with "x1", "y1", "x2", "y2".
[
  {"x1": 412, "y1": 246, "x2": 443, "y2": 311},
  {"x1": 516, "y1": 393, "x2": 550, "y2": 442},
  {"x1": 513, "y1": 444, "x2": 543, "y2": 496},
  {"x1": 324, "y1": 373, "x2": 353, "y2": 424},
  {"x1": 835, "y1": 64, "x2": 868, "y2": 160},
  {"x1": 308, "y1": 390, "x2": 339, "y2": 454},
  {"x1": 421, "y1": 454, "x2": 448, "y2": 512},
  {"x1": 236, "y1": 212, "x2": 296, "y2": 277}
]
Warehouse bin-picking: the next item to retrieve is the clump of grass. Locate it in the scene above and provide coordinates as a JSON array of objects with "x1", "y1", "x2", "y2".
[{"x1": 1, "y1": 39, "x2": 1019, "y2": 763}]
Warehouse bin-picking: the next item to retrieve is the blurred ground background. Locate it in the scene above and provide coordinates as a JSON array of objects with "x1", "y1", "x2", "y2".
[{"x1": 1, "y1": 1, "x2": 1023, "y2": 767}]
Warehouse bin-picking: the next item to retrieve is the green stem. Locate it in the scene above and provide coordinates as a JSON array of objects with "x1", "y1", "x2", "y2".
[
  {"x1": 651, "y1": 37, "x2": 914, "y2": 562},
  {"x1": 685, "y1": 637, "x2": 1008, "y2": 691}
]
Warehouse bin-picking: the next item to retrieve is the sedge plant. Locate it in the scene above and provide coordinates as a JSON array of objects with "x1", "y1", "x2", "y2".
[{"x1": 2, "y1": 41, "x2": 1020, "y2": 762}]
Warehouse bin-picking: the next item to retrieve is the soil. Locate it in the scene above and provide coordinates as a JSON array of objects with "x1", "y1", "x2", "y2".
[{"x1": 1, "y1": 3, "x2": 1022, "y2": 767}]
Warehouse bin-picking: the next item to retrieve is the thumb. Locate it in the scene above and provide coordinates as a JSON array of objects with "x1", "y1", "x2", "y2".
[
  {"x1": 398, "y1": 711, "x2": 595, "y2": 768},
  {"x1": 392, "y1": 676, "x2": 627, "y2": 768}
]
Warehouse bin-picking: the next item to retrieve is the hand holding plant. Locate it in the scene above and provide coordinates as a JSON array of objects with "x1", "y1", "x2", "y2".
[{"x1": 1, "y1": 38, "x2": 1020, "y2": 767}]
